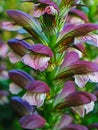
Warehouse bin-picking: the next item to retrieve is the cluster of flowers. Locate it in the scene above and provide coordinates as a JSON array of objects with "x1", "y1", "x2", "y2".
[{"x1": 2, "y1": 0, "x2": 98, "y2": 129}]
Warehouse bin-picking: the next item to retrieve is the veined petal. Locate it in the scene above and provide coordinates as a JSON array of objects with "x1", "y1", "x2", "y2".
[
  {"x1": 7, "y1": 10, "x2": 48, "y2": 44},
  {"x1": 22, "y1": 92, "x2": 46, "y2": 107},
  {"x1": 9, "y1": 83, "x2": 22, "y2": 94},
  {"x1": 7, "y1": 10, "x2": 42, "y2": 30},
  {"x1": 74, "y1": 75, "x2": 89, "y2": 87},
  {"x1": 56, "y1": 61, "x2": 98, "y2": 80},
  {"x1": 57, "y1": 23, "x2": 98, "y2": 47},
  {"x1": 2, "y1": 22, "x2": 21, "y2": 31},
  {"x1": 55, "y1": 91, "x2": 97, "y2": 109},
  {"x1": 26, "y1": 80, "x2": 50, "y2": 93},
  {"x1": 74, "y1": 72, "x2": 98, "y2": 87},
  {"x1": 61, "y1": 51, "x2": 79, "y2": 68},
  {"x1": 22, "y1": 53, "x2": 50, "y2": 71},
  {"x1": 19, "y1": 113, "x2": 46, "y2": 129},
  {"x1": 8, "y1": 39, "x2": 30, "y2": 56},
  {"x1": 66, "y1": 23, "x2": 98, "y2": 38},
  {"x1": 11, "y1": 96, "x2": 33, "y2": 116},
  {"x1": 69, "y1": 61, "x2": 98, "y2": 74},
  {"x1": 75, "y1": 34, "x2": 98, "y2": 47},
  {"x1": 8, "y1": 70, "x2": 34, "y2": 89},
  {"x1": 29, "y1": 44, "x2": 53, "y2": 57}
]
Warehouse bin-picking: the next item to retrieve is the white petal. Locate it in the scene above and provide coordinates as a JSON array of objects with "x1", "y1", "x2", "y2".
[
  {"x1": 88, "y1": 72, "x2": 98, "y2": 82},
  {"x1": 22, "y1": 91, "x2": 46, "y2": 107},
  {"x1": 38, "y1": 56, "x2": 50, "y2": 71},
  {"x1": 8, "y1": 52, "x2": 21, "y2": 63},
  {"x1": 83, "y1": 101, "x2": 94, "y2": 114},
  {"x1": 72, "y1": 101, "x2": 95, "y2": 117},
  {"x1": 22, "y1": 54, "x2": 50, "y2": 71},
  {"x1": 9, "y1": 83, "x2": 22, "y2": 94},
  {"x1": 74, "y1": 75, "x2": 89, "y2": 87}
]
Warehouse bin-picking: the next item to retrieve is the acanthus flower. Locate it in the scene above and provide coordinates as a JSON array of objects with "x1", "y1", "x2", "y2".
[
  {"x1": 11, "y1": 96, "x2": 46, "y2": 129},
  {"x1": 55, "y1": 51, "x2": 98, "y2": 87},
  {"x1": 8, "y1": 39, "x2": 53, "y2": 71},
  {"x1": 4, "y1": 0, "x2": 98, "y2": 129},
  {"x1": 9, "y1": 69, "x2": 50, "y2": 107},
  {"x1": 55, "y1": 23, "x2": 98, "y2": 52},
  {"x1": 54, "y1": 81, "x2": 97, "y2": 117}
]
